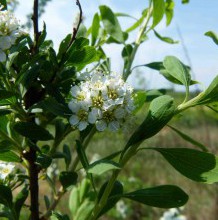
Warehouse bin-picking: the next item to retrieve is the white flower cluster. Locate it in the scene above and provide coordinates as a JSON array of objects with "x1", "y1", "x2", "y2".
[
  {"x1": 68, "y1": 69, "x2": 135, "y2": 132},
  {"x1": 0, "y1": 161, "x2": 14, "y2": 180},
  {"x1": 0, "y1": 6, "x2": 21, "y2": 62},
  {"x1": 160, "y1": 208, "x2": 187, "y2": 220}
]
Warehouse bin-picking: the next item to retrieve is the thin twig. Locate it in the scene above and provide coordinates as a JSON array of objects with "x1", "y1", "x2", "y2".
[
  {"x1": 67, "y1": 0, "x2": 83, "y2": 49},
  {"x1": 32, "y1": 0, "x2": 40, "y2": 53}
]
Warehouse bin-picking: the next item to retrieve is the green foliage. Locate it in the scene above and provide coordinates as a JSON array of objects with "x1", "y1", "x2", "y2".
[
  {"x1": 99, "y1": 5, "x2": 124, "y2": 43},
  {"x1": 97, "y1": 181, "x2": 123, "y2": 217},
  {"x1": 153, "y1": 148, "x2": 218, "y2": 183},
  {"x1": 153, "y1": 29, "x2": 179, "y2": 44},
  {"x1": 123, "y1": 185, "x2": 188, "y2": 208},
  {"x1": 151, "y1": 0, "x2": 165, "y2": 29},
  {"x1": 205, "y1": 31, "x2": 218, "y2": 45},
  {"x1": 126, "y1": 95, "x2": 175, "y2": 149},
  {"x1": 14, "y1": 122, "x2": 53, "y2": 141},
  {"x1": 0, "y1": 185, "x2": 13, "y2": 208},
  {"x1": 59, "y1": 171, "x2": 78, "y2": 189},
  {"x1": 87, "y1": 160, "x2": 121, "y2": 175}
]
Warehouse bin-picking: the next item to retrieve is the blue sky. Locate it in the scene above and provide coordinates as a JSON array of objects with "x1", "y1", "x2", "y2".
[{"x1": 15, "y1": 0, "x2": 218, "y2": 90}]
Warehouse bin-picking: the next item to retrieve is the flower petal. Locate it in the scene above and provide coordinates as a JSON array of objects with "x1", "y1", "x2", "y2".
[
  {"x1": 69, "y1": 115, "x2": 79, "y2": 125},
  {"x1": 108, "y1": 121, "x2": 120, "y2": 131},
  {"x1": 78, "y1": 121, "x2": 88, "y2": 131},
  {"x1": 96, "y1": 120, "x2": 107, "y2": 131}
]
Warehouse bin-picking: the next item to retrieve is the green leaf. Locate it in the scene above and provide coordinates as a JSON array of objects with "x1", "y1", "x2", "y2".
[
  {"x1": 0, "y1": 0, "x2": 7, "y2": 10},
  {"x1": 67, "y1": 37, "x2": 89, "y2": 57},
  {"x1": 153, "y1": 148, "x2": 218, "y2": 183},
  {"x1": 182, "y1": 0, "x2": 189, "y2": 4},
  {"x1": 0, "y1": 90, "x2": 15, "y2": 100},
  {"x1": 145, "y1": 89, "x2": 166, "y2": 102},
  {"x1": 39, "y1": 97, "x2": 71, "y2": 116},
  {"x1": 168, "y1": 125, "x2": 207, "y2": 151},
  {"x1": 153, "y1": 30, "x2": 178, "y2": 44},
  {"x1": 36, "y1": 154, "x2": 52, "y2": 169},
  {"x1": 0, "y1": 185, "x2": 13, "y2": 208},
  {"x1": 205, "y1": 31, "x2": 218, "y2": 45},
  {"x1": 163, "y1": 56, "x2": 191, "y2": 88},
  {"x1": 74, "y1": 200, "x2": 95, "y2": 220},
  {"x1": 123, "y1": 185, "x2": 188, "y2": 208},
  {"x1": 165, "y1": 0, "x2": 174, "y2": 26},
  {"x1": 144, "y1": 61, "x2": 164, "y2": 70},
  {"x1": 99, "y1": 5, "x2": 124, "y2": 43},
  {"x1": 133, "y1": 91, "x2": 147, "y2": 113},
  {"x1": 126, "y1": 9, "x2": 148, "y2": 33},
  {"x1": 79, "y1": 178, "x2": 91, "y2": 203},
  {"x1": 14, "y1": 122, "x2": 53, "y2": 141},
  {"x1": 91, "y1": 13, "x2": 100, "y2": 46},
  {"x1": 193, "y1": 75, "x2": 218, "y2": 105},
  {"x1": 63, "y1": 144, "x2": 71, "y2": 170},
  {"x1": 67, "y1": 46, "x2": 98, "y2": 68},
  {"x1": 14, "y1": 186, "x2": 28, "y2": 219},
  {"x1": 152, "y1": 0, "x2": 165, "y2": 29},
  {"x1": 59, "y1": 171, "x2": 78, "y2": 190},
  {"x1": 0, "y1": 151, "x2": 20, "y2": 162},
  {"x1": 38, "y1": 22, "x2": 47, "y2": 47},
  {"x1": 87, "y1": 160, "x2": 121, "y2": 175},
  {"x1": 69, "y1": 187, "x2": 80, "y2": 216},
  {"x1": 75, "y1": 140, "x2": 89, "y2": 170},
  {"x1": 126, "y1": 95, "x2": 175, "y2": 148},
  {"x1": 98, "y1": 181, "x2": 123, "y2": 217},
  {"x1": 57, "y1": 34, "x2": 71, "y2": 61}
]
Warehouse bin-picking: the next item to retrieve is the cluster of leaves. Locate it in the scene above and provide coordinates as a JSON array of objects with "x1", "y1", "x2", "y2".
[{"x1": 0, "y1": 0, "x2": 217, "y2": 220}]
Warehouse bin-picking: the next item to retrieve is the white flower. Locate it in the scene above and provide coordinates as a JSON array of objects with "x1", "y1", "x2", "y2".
[
  {"x1": 68, "y1": 69, "x2": 135, "y2": 132},
  {"x1": 0, "y1": 9, "x2": 22, "y2": 62},
  {"x1": 0, "y1": 162, "x2": 14, "y2": 179},
  {"x1": 116, "y1": 200, "x2": 128, "y2": 219},
  {"x1": 160, "y1": 208, "x2": 187, "y2": 220},
  {"x1": 69, "y1": 105, "x2": 97, "y2": 131}
]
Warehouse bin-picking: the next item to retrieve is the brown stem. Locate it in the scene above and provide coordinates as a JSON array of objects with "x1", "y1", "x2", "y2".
[
  {"x1": 67, "y1": 0, "x2": 83, "y2": 49},
  {"x1": 23, "y1": 149, "x2": 40, "y2": 220},
  {"x1": 32, "y1": 0, "x2": 40, "y2": 53}
]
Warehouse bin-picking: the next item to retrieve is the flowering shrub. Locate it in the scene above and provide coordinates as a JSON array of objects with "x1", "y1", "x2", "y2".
[{"x1": 0, "y1": 0, "x2": 217, "y2": 220}]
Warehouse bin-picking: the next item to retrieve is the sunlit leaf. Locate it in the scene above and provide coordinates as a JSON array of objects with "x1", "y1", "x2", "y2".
[
  {"x1": 88, "y1": 160, "x2": 121, "y2": 175},
  {"x1": 99, "y1": 5, "x2": 124, "y2": 43},
  {"x1": 126, "y1": 95, "x2": 175, "y2": 149},
  {"x1": 205, "y1": 31, "x2": 218, "y2": 45},
  {"x1": 153, "y1": 30, "x2": 178, "y2": 44},
  {"x1": 152, "y1": 0, "x2": 165, "y2": 29},
  {"x1": 91, "y1": 13, "x2": 100, "y2": 46}
]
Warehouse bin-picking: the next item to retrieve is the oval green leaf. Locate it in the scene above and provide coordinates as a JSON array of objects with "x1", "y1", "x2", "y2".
[
  {"x1": 123, "y1": 185, "x2": 188, "y2": 208},
  {"x1": 99, "y1": 5, "x2": 124, "y2": 43},
  {"x1": 154, "y1": 148, "x2": 218, "y2": 183}
]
